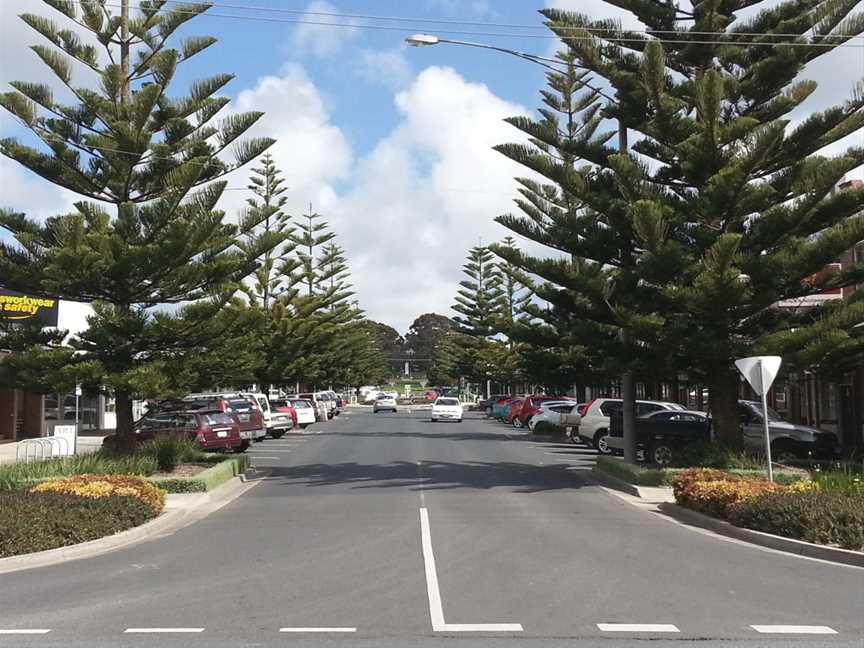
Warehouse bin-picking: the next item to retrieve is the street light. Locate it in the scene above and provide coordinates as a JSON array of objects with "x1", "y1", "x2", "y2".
[{"x1": 405, "y1": 33, "x2": 570, "y2": 74}]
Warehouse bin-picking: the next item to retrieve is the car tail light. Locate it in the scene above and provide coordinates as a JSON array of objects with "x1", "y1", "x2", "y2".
[
  {"x1": 579, "y1": 400, "x2": 594, "y2": 417},
  {"x1": 218, "y1": 399, "x2": 228, "y2": 412}
]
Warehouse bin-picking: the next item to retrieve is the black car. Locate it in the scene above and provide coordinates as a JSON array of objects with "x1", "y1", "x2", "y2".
[{"x1": 608, "y1": 409, "x2": 711, "y2": 465}]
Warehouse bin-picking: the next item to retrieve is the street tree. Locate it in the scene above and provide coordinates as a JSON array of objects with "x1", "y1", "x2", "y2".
[
  {"x1": 535, "y1": 2, "x2": 864, "y2": 442},
  {"x1": 494, "y1": 236, "x2": 534, "y2": 334},
  {"x1": 452, "y1": 245, "x2": 504, "y2": 338},
  {"x1": 405, "y1": 313, "x2": 455, "y2": 371},
  {"x1": 238, "y1": 153, "x2": 295, "y2": 310},
  {"x1": 0, "y1": 0, "x2": 274, "y2": 447}
]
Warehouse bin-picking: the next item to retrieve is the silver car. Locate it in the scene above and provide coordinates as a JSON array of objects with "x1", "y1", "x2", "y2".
[{"x1": 373, "y1": 394, "x2": 397, "y2": 413}]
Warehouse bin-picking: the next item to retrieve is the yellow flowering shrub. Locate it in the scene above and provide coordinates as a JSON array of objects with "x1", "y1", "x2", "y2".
[
  {"x1": 672, "y1": 469, "x2": 815, "y2": 519},
  {"x1": 32, "y1": 474, "x2": 165, "y2": 514}
]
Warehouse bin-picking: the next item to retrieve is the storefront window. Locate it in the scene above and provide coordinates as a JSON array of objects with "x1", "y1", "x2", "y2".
[{"x1": 44, "y1": 392, "x2": 101, "y2": 431}]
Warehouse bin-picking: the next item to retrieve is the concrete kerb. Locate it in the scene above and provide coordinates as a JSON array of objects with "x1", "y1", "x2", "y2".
[
  {"x1": 591, "y1": 466, "x2": 864, "y2": 568},
  {"x1": 0, "y1": 469, "x2": 265, "y2": 575},
  {"x1": 657, "y1": 502, "x2": 864, "y2": 568}
]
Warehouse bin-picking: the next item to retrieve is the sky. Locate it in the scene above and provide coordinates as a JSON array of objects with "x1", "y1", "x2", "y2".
[{"x1": 1, "y1": 0, "x2": 863, "y2": 336}]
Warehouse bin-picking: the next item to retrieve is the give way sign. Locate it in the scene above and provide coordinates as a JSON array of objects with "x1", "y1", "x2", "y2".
[{"x1": 734, "y1": 356, "x2": 782, "y2": 396}]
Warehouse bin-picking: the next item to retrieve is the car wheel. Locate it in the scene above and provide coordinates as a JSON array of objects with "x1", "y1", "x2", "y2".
[
  {"x1": 595, "y1": 430, "x2": 612, "y2": 454},
  {"x1": 457, "y1": 418, "x2": 462, "y2": 423},
  {"x1": 235, "y1": 440, "x2": 250, "y2": 453},
  {"x1": 513, "y1": 418, "x2": 523, "y2": 428},
  {"x1": 271, "y1": 431, "x2": 284, "y2": 440},
  {"x1": 431, "y1": 418, "x2": 437, "y2": 423},
  {"x1": 650, "y1": 442, "x2": 674, "y2": 466},
  {"x1": 772, "y1": 444, "x2": 800, "y2": 465}
]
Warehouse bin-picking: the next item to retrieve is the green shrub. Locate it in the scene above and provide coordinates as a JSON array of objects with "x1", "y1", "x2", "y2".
[
  {"x1": 728, "y1": 491, "x2": 864, "y2": 551},
  {"x1": 148, "y1": 455, "x2": 250, "y2": 493},
  {"x1": 0, "y1": 452, "x2": 158, "y2": 491},
  {"x1": 594, "y1": 456, "x2": 675, "y2": 486},
  {"x1": 0, "y1": 491, "x2": 156, "y2": 558},
  {"x1": 673, "y1": 442, "x2": 766, "y2": 470},
  {"x1": 139, "y1": 434, "x2": 207, "y2": 472},
  {"x1": 811, "y1": 470, "x2": 864, "y2": 495}
]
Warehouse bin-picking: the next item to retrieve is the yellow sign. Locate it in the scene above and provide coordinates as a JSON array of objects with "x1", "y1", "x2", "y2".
[{"x1": 0, "y1": 288, "x2": 59, "y2": 326}]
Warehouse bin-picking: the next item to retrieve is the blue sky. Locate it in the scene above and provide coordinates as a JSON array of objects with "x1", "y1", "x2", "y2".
[{"x1": 1, "y1": 0, "x2": 862, "y2": 335}]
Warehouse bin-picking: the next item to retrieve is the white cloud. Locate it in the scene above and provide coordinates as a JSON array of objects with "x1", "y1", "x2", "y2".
[
  {"x1": 355, "y1": 48, "x2": 414, "y2": 90},
  {"x1": 327, "y1": 67, "x2": 532, "y2": 332},
  {"x1": 291, "y1": 0, "x2": 361, "y2": 58}
]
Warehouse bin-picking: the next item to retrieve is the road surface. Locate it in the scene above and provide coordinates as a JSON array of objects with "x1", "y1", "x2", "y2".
[{"x1": 1, "y1": 407, "x2": 861, "y2": 647}]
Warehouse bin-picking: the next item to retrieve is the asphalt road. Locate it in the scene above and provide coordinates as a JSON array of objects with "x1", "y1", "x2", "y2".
[{"x1": 1, "y1": 407, "x2": 862, "y2": 648}]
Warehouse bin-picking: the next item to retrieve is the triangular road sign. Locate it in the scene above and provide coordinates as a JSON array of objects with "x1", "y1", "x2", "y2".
[{"x1": 734, "y1": 356, "x2": 782, "y2": 396}]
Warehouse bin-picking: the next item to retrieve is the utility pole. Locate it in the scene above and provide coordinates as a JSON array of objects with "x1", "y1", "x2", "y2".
[{"x1": 618, "y1": 121, "x2": 637, "y2": 465}]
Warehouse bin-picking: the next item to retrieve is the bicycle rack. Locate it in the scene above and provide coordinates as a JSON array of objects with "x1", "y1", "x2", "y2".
[{"x1": 14, "y1": 435, "x2": 73, "y2": 463}]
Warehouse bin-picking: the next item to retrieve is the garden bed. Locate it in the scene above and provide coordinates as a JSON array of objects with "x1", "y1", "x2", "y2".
[
  {"x1": 0, "y1": 475, "x2": 165, "y2": 559},
  {"x1": 593, "y1": 455, "x2": 807, "y2": 487},
  {"x1": 148, "y1": 455, "x2": 250, "y2": 493},
  {"x1": 672, "y1": 468, "x2": 864, "y2": 551}
]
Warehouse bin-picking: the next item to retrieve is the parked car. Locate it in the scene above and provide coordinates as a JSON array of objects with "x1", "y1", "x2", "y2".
[
  {"x1": 298, "y1": 392, "x2": 329, "y2": 422},
  {"x1": 577, "y1": 398, "x2": 686, "y2": 454},
  {"x1": 527, "y1": 401, "x2": 580, "y2": 433},
  {"x1": 424, "y1": 390, "x2": 439, "y2": 402},
  {"x1": 607, "y1": 409, "x2": 710, "y2": 464},
  {"x1": 504, "y1": 398, "x2": 525, "y2": 424},
  {"x1": 431, "y1": 397, "x2": 463, "y2": 422},
  {"x1": 179, "y1": 394, "x2": 266, "y2": 450},
  {"x1": 105, "y1": 409, "x2": 244, "y2": 453},
  {"x1": 738, "y1": 400, "x2": 842, "y2": 462},
  {"x1": 373, "y1": 393, "x2": 397, "y2": 413},
  {"x1": 243, "y1": 391, "x2": 293, "y2": 439},
  {"x1": 491, "y1": 396, "x2": 518, "y2": 421},
  {"x1": 269, "y1": 399, "x2": 298, "y2": 427},
  {"x1": 478, "y1": 394, "x2": 510, "y2": 417},
  {"x1": 275, "y1": 398, "x2": 316, "y2": 428},
  {"x1": 515, "y1": 394, "x2": 576, "y2": 428}
]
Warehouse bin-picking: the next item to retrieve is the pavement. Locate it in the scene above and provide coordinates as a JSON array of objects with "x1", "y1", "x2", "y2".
[{"x1": 0, "y1": 408, "x2": 861, "y2": 647}]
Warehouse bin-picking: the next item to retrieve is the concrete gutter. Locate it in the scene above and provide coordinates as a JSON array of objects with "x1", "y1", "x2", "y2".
[
  {"x1": 656, "y1": 501, "x2": 864, "y2": 568},
  {"x1": 0, "y1": 470, "x2": 266, "y2": 575}
]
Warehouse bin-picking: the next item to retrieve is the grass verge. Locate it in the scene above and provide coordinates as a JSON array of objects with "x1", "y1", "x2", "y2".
[{"x1": 148, "y1": 455, "x2": 250, "y2": 493}]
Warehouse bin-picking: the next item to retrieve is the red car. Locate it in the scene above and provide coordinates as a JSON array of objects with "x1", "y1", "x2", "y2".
[
  {"x1": 425, "y1": 390, "x2": 439, "y2": 402},
  {"x1": 106, "y1": 409, "x2": 243, "y2": 452},
  {"x1": 515, "y1": 395, "x2": 577, "y2": 428},
  {"x1": 269, "y1": 399, "x2": 298, "y2": 427},
  {"x1": 505, "y1": 399, "x2": 525, "y2": 425}
]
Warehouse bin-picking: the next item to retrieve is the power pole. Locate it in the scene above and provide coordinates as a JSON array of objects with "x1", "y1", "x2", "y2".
[{"x1": 619, "y1": 121, "x2": 637, "y2": 465}]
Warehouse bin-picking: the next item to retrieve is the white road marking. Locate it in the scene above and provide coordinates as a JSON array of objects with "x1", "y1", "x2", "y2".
[
  {"x1": 750, "y1": 625, "x2": 838, "y2": 634},
  {"x1": 249, "y1": 456, "x2": 281, "y2": 460},
  {"x1": 124, "y1": 628, "x2": 204, "y2": 633},
  {"x1": 248, "y1": 450, "x2": 293, "y2": 453},
  {"x1": 279, "y1": 628, "x2": 357, "y2": 633},
  {"x1": 0, "y1": 629, "x2": 51, "y2": 634},
  {"x1": 597, "y1": 624, "x2": 680, "y2": 632},
  {"x1": 419, "y1": 508, "x2": 523, "y2": 633}
]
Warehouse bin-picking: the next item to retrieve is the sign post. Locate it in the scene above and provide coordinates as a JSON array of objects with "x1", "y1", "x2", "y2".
[{"x1": 734, "y1": 356, "x2": 782, "y2": 482}]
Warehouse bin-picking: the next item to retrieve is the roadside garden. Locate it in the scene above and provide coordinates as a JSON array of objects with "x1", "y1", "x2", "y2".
[{"x1": 0, "y1": 437, "x2": 250, "y2": 559}]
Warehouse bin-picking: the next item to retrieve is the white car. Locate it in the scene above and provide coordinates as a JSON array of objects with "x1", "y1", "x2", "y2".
[
  {"x1": 527, "y1": 401, "x2": 580, "y2": 432},
  {"x1": 431, "y1": 397, "x2": 463, "y2": 423},
  {"x1": 577, "y1": 398, "x2": 686, "y2": 454},
  {"x1": 287, "y1": 398, "x2": 317, "y2": 428},
  {"x1": 373, "y1": 394, "x2": 397, "y2": 413}
]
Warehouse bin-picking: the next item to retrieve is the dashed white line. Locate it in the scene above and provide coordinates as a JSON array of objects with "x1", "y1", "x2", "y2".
[
  {"x1": 124, "y1": 628, "x2": 204, "y2": 633},
  {"x1": 279, "y1": 628, "x2": 357, "y2": 633},
  {"x1": 598, "y1": 624, "x2": 680, "y2": 632},
  {"x1": 249, "y1": 456, "x2": 281, "y2": 459},
  {"x1": 419, "y1": 508, "x2": 523, "y2": 633},
  {"x1": 751, "y1": 625, "x2": 838, "y2": 634},
  {"x1": 0, "y1": 629, "x2": 51, "y2": 634}
]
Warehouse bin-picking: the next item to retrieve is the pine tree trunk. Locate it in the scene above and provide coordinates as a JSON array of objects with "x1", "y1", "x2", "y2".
[
  {"x1": 710, "y1": 371, "x2": 741, "y2": 444},
  {"x1": 114, "y1": 388, "x2": 136, "y2": 453}
]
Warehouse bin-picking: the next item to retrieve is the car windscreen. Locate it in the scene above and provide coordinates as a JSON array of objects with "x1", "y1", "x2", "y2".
[
  {"x1": 228, "y1": 399, "x2": 253, "y2": 411},
  {"x1": 746, "y1": 401, "x2": 782, "y2": 422},
  {"x1": 290, "y1": 400, "x2": 312, "y2": 408},
  {"x1": 437, "y1": 398, "x2": 459, "y2": 406},
  {"x1": 270, "y1": 400, "x2": 287, "y2": 408}
]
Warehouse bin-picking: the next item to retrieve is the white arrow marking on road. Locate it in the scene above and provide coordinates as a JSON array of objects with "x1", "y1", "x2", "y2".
[
  {"x1": 598, "y1": 624, "x2": 679, "y2": 632},
  {"x1": 419, "y1": 508, "x2": 523, "y2": 633},
  {"x1": 0, "y1": 629, "x2": 51, "y2": 634},
  {"x1": 124, "y1": 628, "x2": 204, "y2": 633},
  {"x1": 279, "y1": 628, "x2": 357, "y2": 633},
  {"x1": 750, "y1": 625, "x2": 837, "y2": 634}
]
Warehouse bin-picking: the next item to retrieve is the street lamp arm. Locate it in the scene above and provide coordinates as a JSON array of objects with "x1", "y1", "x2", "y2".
[{"x1": 406, "y1": 34, "x2": 618, "y2": 105}]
